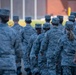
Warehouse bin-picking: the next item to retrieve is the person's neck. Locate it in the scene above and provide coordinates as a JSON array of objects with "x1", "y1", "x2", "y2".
[
  {"x1": 26, "y1": 23, "x2": 30, "y2": 24},
  {"x1": 1, "y1": 22, "x2": 7, "y2": 24},
  {"x1": 0, "y1": 22, "x2": 8, "y2": 27},
  {"x1": 26, "y1": 23, "x2": 30, "y2": 26},
  {"x1": 14, "y1": 22, "x2": 18, "y2": 24},
  {"x1": 46, "y1": 22, "x2": 50, "y2": 23},
  {"x1": 37, "y1": 33, "x2": 41, "y2": 35},
  {"x1": 53, "y1": 25, "x2": 58, "y2": 27}
]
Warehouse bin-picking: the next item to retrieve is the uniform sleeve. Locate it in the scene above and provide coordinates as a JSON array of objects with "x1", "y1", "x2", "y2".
[
  {"x1": 12, "y1": 30, "x2": 23, "y2": 59},
  {"x1": 40, "y1": 33, "x2": 49, "y2": 54},
  {"x1": 74, "y1": 40, "x2": 76, "y2": 58},
  {"x1": 54, "y1": 37, "x2": 63, "y2": 59},
  {"x1": 20, "y1": 29, "x2": 24, "y2": 42},
  {"x1": 20, "y1": 28, "x2": 27, "y2": 52},
  {"x1": 26, "y1": 36, "x2": 33, "y2": 56},
  {"x1": 30, "y1": 37, "x2": 40, "y2": 57},
  {"x1": 34, "y1": 37, "x2": 40, "y2": 56}
]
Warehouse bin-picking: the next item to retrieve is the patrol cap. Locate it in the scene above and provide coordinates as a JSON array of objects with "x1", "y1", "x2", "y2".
[
  {"x1": 45, "y1": 15, "x2": 51, "y2": 20},
  {"x1": 43, "y1": 23, "x2": 50, "y2": 29},
  {"x1": 70, "y1": 12, "x2": 75, "y2": 15},
  {"x1": 35, "y1": 23, "x2": 41, "y2": 29},
  {"x1": 65, "y1": 21, "x2": 74, "y2": 30},
  {"x1": 70, "y1": 12, "x2": 76, "y2": 18},
  {"x1": 25, "y1": 17, "x2": 32, "y2": 22},
  {"x1": 74, "y1": 12, "x2": 76, "y2": 18},
  {"x1": 0, "y1": 9, "x2": 10, "y2": 16},
  {"x1": 52, "y1": 18, "x2": 59, "y2": 25},
  {"x1": 13, "y1": 16, "x2": 19, "y2": 21},
  {"x1": 68, "y1": 15, "x2": 75, "y2": 21},
  {"x1": 57, "y1": 15, "x2": 63, "y2": 20}
]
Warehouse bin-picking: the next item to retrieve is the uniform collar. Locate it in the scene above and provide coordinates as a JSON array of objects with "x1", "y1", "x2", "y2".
[
  {"x1": 26, "y1": 24, "x2": 31, "y2": 27},
  {"x1": 0, "y1": 23, "x2": 8, "y2": 27},
  {"x1": 52, "y1": 25, "x2": 58, "y2": 29}
]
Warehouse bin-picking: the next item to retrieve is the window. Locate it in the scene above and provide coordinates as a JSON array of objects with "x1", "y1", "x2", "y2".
[{"x1": 13, "y1": 0, "x2": 23, "y2": 19}]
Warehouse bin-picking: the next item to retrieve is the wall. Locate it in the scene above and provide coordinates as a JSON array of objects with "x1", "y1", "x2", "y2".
[
  {"x1": 1, "y1": 0, "x2": 10, "y2": 9},
  {"x1": 25, "y1": 0, "x2": 46, "y2": 19},
  {"x1": 68, "y1": 0, "x2": 76, "y2": 12},
  {"x1": 13, "y1": 0, "x2": 23, "y2": 19},
  {"x1": 0, "y1": 0, "x2": 1, "y2": 8},
  {"x1": 0, "y1": 0, "x2": 11, "y2": 16},
  {"x1": 46, "y1": 0, "x2": 68, "y2": 15},
  {"x1": 37, "y1": 0, "x2": 46, "y2": 19},
  {"x1": 25, "y1": 0, "x2": 34, "y2": 19}
]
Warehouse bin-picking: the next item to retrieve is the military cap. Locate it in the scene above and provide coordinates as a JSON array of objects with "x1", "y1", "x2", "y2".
[
  {"x1": 0, "y1": 9, "x2": 10, "y2": 16},
  {"x1": 13, "y1": 16, "x2": 19, "y2": 21},
  {"x1": 65, "y1": 21, "x2": 74, "y2": 30},
  {"x1": 45, "y1": 15, "x2": 51, "y2": 20},
  {"x1": 70, "y1": 12, "x2": 75, "y2": 15},
  {"x1": 35, "y1": 24, "x2": 41, "y2": 29},
  {"x1": 68, "y1": 15, "x2": 75, "y2": 21},
  {"x1": 70, "y1": 12, "x2": 76, "y2": 17},
  {"x1": 74, "y1": 12, "x2": 76, "y2": 18},
  {"x1": 25, "y1": 17, "x2": 31, "y2": 22},
  {"x1": 43, "y1": 23, "x2": 50, "y2": 29},
  {"x1": 52, "y1": 18, "x2": 59, "y2": 25},
  {"x1": 57, "y1": 15, "x2": 63, "y2": 20}
]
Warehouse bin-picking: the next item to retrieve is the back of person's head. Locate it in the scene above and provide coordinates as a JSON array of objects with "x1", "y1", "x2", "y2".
[
  {"x1": 0, "y1": 9, "x2": 10, "y2": 23},
  {"x1": 35, "y1": 23, "x2": 41, "y2": 29},
  {"x1": 25, "y1": 17, "x2": 32, "y2": 24},
  {"x1": 65, "y1": 21, "x2": 74, "y2": 30},
  {"x1": 57, "y1": 15, "x2": 63, "y2": 24},
  {"x1": 65, "y1": 21, "x2": 75, "y2": 41},
  {"x1": 45, "y1": 15, "x2": 51, "y2": 23},
  {"x1": 70, "y1": 12, "x2": 76, "y2": 18},
  {"x1": 43, "y1": 23, "x2": 50, "y2": 31},
  {"x1": 35, "y1": 23, "x2": 42, "y2": 34},
  {"x1": 13, "y1": 16, "x2": 19, "y2": 22},
  {"x1": 68, "y1": 15, "x2": 75, "y2": 22},
  {"x1": 52, "y1": 17, "x2": 59, "y2": 26}
]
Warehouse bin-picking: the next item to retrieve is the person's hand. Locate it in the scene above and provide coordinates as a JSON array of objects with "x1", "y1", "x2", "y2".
[
  {"x1": 73, "y1": 58, "x2": 76, "y2": 63},
  {"x1": 35, "y1": 55, "x2": 38, "y2": 59},
  {"x1": 40, "y1": 51, "x2": 43, "y2": 56}
]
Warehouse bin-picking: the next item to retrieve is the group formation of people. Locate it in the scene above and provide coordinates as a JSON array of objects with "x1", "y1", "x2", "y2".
[{"x1": 0, "y1": 8, "x2": 76, "y2": 75}]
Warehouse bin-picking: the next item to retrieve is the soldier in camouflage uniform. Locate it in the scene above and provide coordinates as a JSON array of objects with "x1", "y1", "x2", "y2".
[
  {"x1": 57, "y1": 21, "x2": 76, "y2": 75},
  {"x1": 30, "y1": 23, "x2": 50, "y2": 75},
  {"x1": 56, "y1": 15, "x2": 64, "y2": 75},
  {"x1": 57, "y1": 15, "x2": 64, "y2": 32},
  {"x1": 26, "y1": 24, "x2": 42, "y2": 61},
  {"x1": 20, "y1": 17, "x2": 35, "y2": 75},
  {"x1": 31, "y1": 23, "x2": 51, "y2": 75},
  {"x1": 12, "y1": 16, "x2": 23, "y2": 75},
  {"x1": 12, "y1": 16, "x2": 23, "y2": 31},
  {"x1": 68, "y1": 15, "x2": 76, "y2": 27},
  {"x1": 40, "y1": 18, "x2": 63, "y2": 75},
  {"x1": 37, "y1": 23, "x2": 51, "y2": 75},
  {"x1": 45, "y1": 15, "x2": 52, "y2": 28},
  {"x1": 12, "y1": 16, "x2": 23, "y2": 42},
  {"x1": 30, "y1": 24, "x2": 42, "y2": 75},
  {"x1": 68, "y1": 15, "x2": 76, "y2": 36},
  {"x1": 45, "y1": 15, "x2": 51, "y2": 23},
  {"x1": 0, "y1": 9, "x2": 22, "y2": 75}
]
